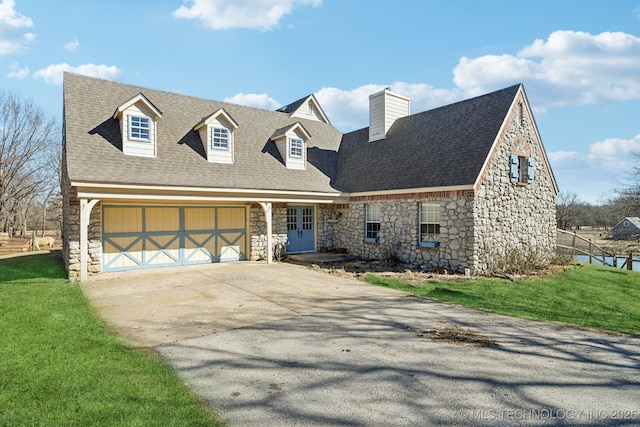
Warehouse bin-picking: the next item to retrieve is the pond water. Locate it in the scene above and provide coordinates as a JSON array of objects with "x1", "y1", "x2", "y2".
[{"x1": 571, "y1": 254, "x2": 640, "y2": 272}]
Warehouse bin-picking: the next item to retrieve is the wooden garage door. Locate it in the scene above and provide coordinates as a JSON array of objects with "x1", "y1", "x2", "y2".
[{"x1": 103, "y1": 206, "x2": 246, "y2": 272}]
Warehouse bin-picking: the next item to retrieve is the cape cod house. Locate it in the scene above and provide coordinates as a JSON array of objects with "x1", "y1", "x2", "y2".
[{"x1": 62, "y1": 73, "x2": 558, "y2": 280}]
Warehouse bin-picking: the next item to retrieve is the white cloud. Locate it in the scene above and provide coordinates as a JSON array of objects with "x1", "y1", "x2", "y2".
[
  {"x1": 316, "y1": 83, "x2": 460, "y2": 131},
  {"x1": 550, "y1": 135, "x2": 640, "y2": 171},
  {"x1": 0, "y1": 0, "x2": 34, "y2": 54},
  {"x1": 7, "y1": 61, "x2": 28, "y2": 78},
  {"x1": 453, "y1": 31, "x2": 640, "y2": 107},
  {"x1": 64, "y1": 37, "x2": 79, "y2": 51},
  {"x1": 548, "y1": 135, "x2": 640, "y2": 202},
  {"x1": 173, "y1": 0, "x2": 322, "y2": 31},
  {"x1": 224, "y1": 93, "x2": 280, "y2": 109},
  {"x1": 33, "y1": 63, "x2": 120, "y2": 85}
]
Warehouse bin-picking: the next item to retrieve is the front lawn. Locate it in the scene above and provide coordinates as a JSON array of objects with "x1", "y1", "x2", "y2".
[
  {"x1": 366, "y1": 264, "x2": 640, "y2": 335},
  {"x1": 0, "y1": 253, "x2": 223, "y2": 427}
]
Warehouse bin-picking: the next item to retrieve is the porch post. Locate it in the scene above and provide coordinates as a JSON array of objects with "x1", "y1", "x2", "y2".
[
  {"x1": 258, "y1": 202, "x2": 273, "y2": 264},
  {"x1": 79, "y1": 198, "x2": 100, "y2": 281}
]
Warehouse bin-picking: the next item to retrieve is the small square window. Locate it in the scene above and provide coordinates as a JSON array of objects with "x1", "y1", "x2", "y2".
[
  {"x1": 129, "y1": 115, "x2": 150, "y2": 141},
  {"x1": 212, "y1": 127, "x2": 229, "y2": 149},
  {"x1": 289, "y1": 138, "x2": 303, "y2": 158}
]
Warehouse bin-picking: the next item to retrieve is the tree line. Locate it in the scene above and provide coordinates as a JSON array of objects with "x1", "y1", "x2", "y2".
[
  {"x1": 557, "y1": 153, "x2": 640, "y2": 230},
  {"x1": 0, "y1": 92, "x2": 60, "y2": 236}
]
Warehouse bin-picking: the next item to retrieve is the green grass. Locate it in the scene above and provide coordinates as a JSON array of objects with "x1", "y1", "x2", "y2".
[
  {"x1": 365, "y1": 264, "x2": 640, "y2": 335},
  {"x1": 0, "y1": 253, "x2": 224, "y2": 427}
]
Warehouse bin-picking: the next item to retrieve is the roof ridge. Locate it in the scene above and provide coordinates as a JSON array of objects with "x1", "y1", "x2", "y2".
[{"x1": 64, "y1": 72, "x2": 290, "y2": 117}]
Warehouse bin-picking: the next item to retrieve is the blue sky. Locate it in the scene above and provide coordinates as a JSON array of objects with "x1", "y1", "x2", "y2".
[{"x1": 2, "y1": 0, "x2": 640, "y2": 204}]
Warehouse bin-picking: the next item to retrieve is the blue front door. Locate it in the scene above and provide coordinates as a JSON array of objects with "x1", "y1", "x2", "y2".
[{"x1": 286, "y1": 206, "x2": 314, "y2": 253}]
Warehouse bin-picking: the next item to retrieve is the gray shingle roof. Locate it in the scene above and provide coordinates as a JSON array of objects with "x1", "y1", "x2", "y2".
[
  {"x1": 275, "y1": 95, "x2": 309, "y2": 114},
  {"x1": 335, "y1": 84, "x2": 521, "y2": 192},
  {"x1": 63, "y1": 73, "x2": 342, "y2": 193},
  {"x1": 64, "y1": 74, "x2": 522, "y2": 195}
]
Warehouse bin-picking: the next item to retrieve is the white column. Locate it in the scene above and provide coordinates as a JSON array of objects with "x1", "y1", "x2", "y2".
[
  {"x1": 79, "y1": 198, "x2": 99, "y2": 281},
  {"x1": 258, "y1": 202, "x2": 273, "y2": 264}
]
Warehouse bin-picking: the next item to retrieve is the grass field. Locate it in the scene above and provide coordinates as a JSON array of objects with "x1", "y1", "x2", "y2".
[
  {"x1": 0, "y1": 252, "x2": 223, "y2": 427},
  {"x1": 366, "y1": 264, "x2": 640, "y2": 335}
]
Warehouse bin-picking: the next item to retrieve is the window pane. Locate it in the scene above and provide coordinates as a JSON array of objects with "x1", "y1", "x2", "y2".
[
  {"x1": 366, "y1": 222, "x2": 380, "y2": 239},
  {"x1": 366, "y1": 204, "x2": 380, "y2": 222},
  {"x1": 419, "y1": 203, "x2": 440, "y2": 243},
  {"x1": 212, "y1": 127, "x2": 229, "y2": 148},
  {"x1": 290, "y1": 138, "x2": 303, "y2": 158},
  {"x1": 518, "y1": 156, "x2": 528, "y2": 183},
  {"x1": 129, "y1": 115, "x2": 150, "y2": 141},
  {"x1": 286, "y1": 208, "x2": 297, "y2": 231},
  {"x1": 302, "y1": 208, "x2": 313, "y2": 230}
]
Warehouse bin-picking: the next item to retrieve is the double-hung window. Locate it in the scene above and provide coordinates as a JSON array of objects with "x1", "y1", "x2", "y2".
[
  {"x1": 128, "y1": 115, "x2": 150, "y2": 141},
  {"x1": 289, "y1": 138, "x2": 303, "y2": 158},
  {"x1": 212, "y1": 127, "x2": 229, "y2": 150},
  {"x1": 365, "y1": 204, "x2": 381, "y2": 242},
  {"x1": 419, "y1": 203, "x2": 440, "y2": 247}
]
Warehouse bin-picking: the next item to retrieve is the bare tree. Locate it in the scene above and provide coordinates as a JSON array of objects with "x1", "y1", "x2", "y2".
[
  {"x1": 556, "y1": 191, "x2": 580, "y2": 230},
  {"x1": 0, "y1": 92, "x2": 59, "y2": 234},
  {"x1": 610, "y1": 151, "x2": 640, "y2": 217}
]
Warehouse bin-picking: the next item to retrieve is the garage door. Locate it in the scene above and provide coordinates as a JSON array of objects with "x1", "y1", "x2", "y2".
[{"x1": 102, "y1": 206, "x2": 246, "y2": 272}]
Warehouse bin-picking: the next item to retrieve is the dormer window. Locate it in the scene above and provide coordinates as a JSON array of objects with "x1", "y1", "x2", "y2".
[
  {"x1": 113, "y1": 92, "x2": 162, "y2": 158},
  {"x1": 271, "y1": 122, "x2": 311, "y2": 170},
  {"x1": 212, "y1": 127, "x2": 229, "y2": 150},
  {"x1": 289, "y1": 138, "x2": 303, "y2": 158},
  {"x1": 194, "y1": 108, "x2": 238, "y2": 164},
  {"x1": 129, "y1": 115, "x2": 151, "y2": 141}
]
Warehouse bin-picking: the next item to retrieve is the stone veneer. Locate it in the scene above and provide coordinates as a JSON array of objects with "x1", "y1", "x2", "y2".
[
  {"x1": 320, "y1": 194, "x2": 475, "y2": 273},
  {"x1": 473, "y1": 101, "x2": 557, "y2": 274},
  {"x1": 62, "y1": 199, "x2": 102, "y2": 279},
  {"x1": 249, "y1": 204, "x2": 288, "y2": 261}
]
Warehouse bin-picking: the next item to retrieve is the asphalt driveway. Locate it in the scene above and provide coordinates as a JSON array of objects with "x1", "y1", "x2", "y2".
[{"x1": 81, "y1": 262, "x2": 640, "y2": 426}]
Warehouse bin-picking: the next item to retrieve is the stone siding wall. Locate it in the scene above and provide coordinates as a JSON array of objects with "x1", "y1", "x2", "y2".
[
  {"x1": 62, "y1": 198, "x2": 102, "y2": 279},
  {"x1": 330, "y1": 195, "x2": 475, "y2": 273},
  {"x1": 473, "y1": 104, "x2": 557, "y2": 274},
  {"x1": 250, "y1": 205, "x2": 288, "y2": 261}
]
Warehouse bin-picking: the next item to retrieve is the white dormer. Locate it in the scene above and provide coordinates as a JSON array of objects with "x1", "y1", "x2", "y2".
[
  {"x1": 271, "y1": 122, "x2": 311, "y2": 170},
  {"x1": 113, "y1": 93, "x2": 162, "y2": 157},
  {"x1": 194, "y1": 108, "x2": 239, "y2": 164},
  {"x1": 369, "y1": 88, "x2": 410, "y2": 142},
  {"x1": 276, "y1": 94, "x2": 330, "y2": 124}
]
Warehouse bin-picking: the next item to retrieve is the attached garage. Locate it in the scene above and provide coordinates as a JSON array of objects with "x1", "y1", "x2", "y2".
[{"x1": 102, "y1": 205, "x2": 247, "y2": 272}]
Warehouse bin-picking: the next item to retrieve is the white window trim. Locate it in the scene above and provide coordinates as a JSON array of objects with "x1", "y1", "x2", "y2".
[
  {"x1": 289, "y1": 137, "x2": 304, "y2": 158},
  {"x1": 212, "y1": 126, "x2": 230, "y2": 150},
  {"x1": 128, "y1": 114, "x2": 151, "y2": 142},
  {"x1": 419, "y1": 203, "x2": 440, "y2": 247},
  {"x1": 364, "y1": 203, "x2": 381, "y2": 243}
]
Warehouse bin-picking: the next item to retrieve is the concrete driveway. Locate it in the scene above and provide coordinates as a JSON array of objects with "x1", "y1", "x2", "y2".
[{"x1": 81, "y1": 262, "x2": 640, "y2": 426}]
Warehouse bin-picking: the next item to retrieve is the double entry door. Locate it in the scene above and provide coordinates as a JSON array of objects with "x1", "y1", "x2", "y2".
[{"x1": 286, "y1": 206, "x2": 314, "y2": 253}]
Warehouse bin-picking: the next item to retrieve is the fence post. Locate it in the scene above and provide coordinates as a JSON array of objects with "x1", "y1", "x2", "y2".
[
  {"x1": 628, "y1": 253, "x2": 633, "y2": 271},
  {"x1": 588, "y1": 239, "x2": 592, "y2": 264},
  {"x1": 31, "y1": 230, "x2": 37, "y2": 252},
  {"x1": 572, "y1": 232, "x2": 576, "y2": 259},
  {"x1": 613, "y1": 256, "x2": 617, "y2": 268}
]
